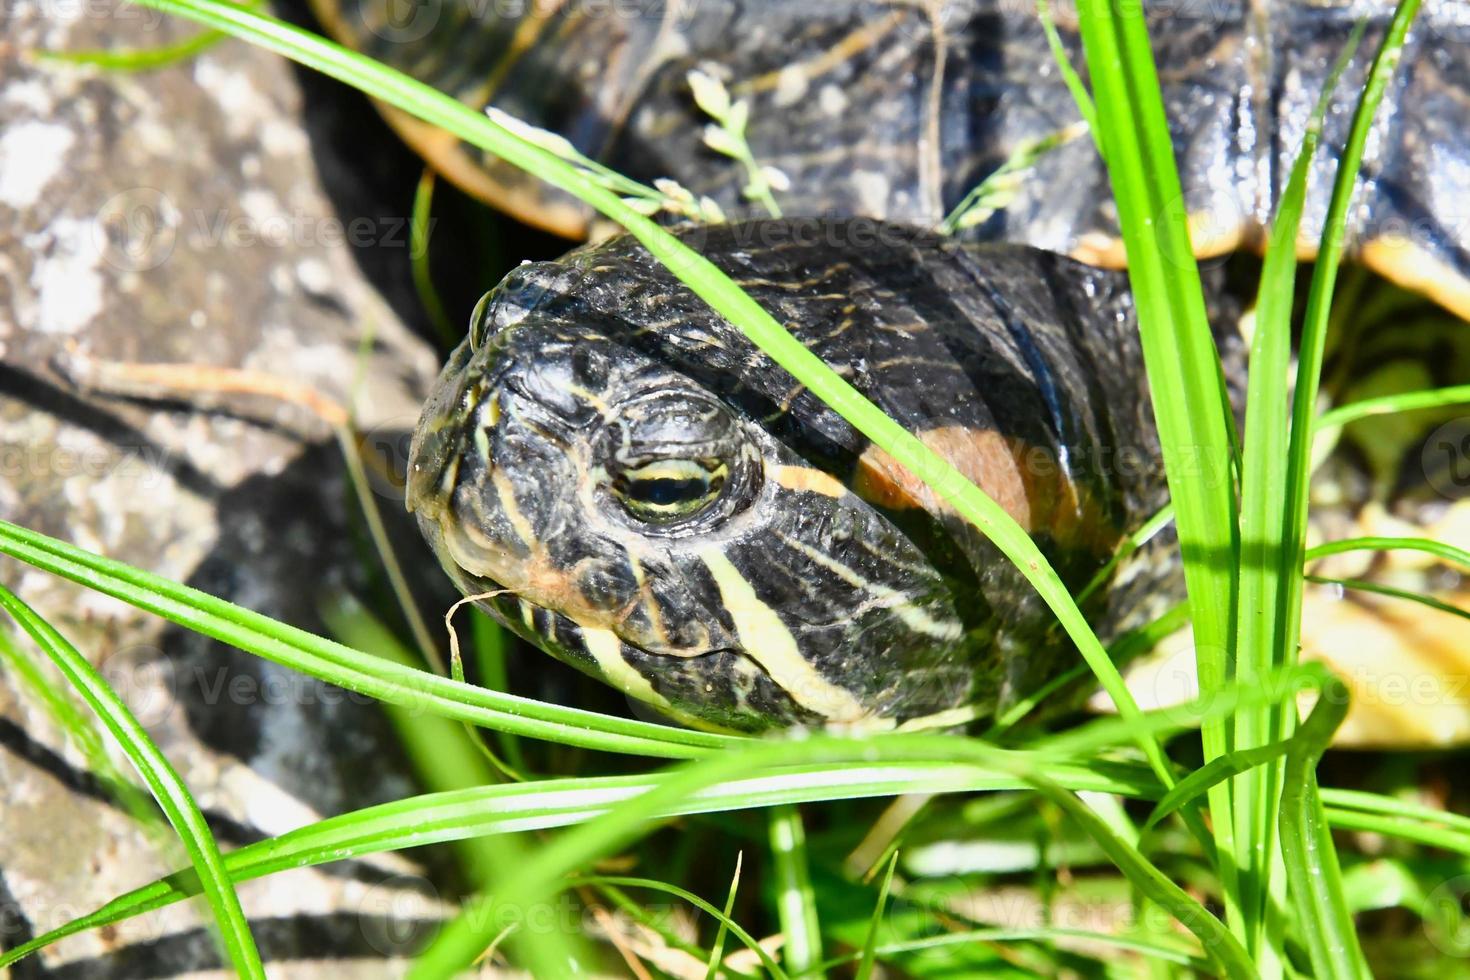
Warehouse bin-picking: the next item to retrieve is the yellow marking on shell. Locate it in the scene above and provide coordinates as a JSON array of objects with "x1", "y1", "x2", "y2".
[
  {"x1": 519, "y1": 598, "x2": 536, "y2": 631},
  {"x1": 1188, "y1": 209, "x2": 1248, "y2": 258},
  {"x1": 1071, "y1": 210, "x2": 1248, "y2": 269},
  {"x1": 770, "y1": 462, "x2": 848, "y2": 498},
  {"x1": 1069, "y1": 212, "x2": 1470, "y2": 324},
  {"x1": 1071, "y1": 232, "x2": 1129, "y2": 269},
  {"x1": 776, "y1": 532, "x2": 962, "y2": 642},
  {"x1": 1361, "y1": 236, "x2": 1470, "y2": 323},
  {"x1": 699, "y1": 549, "x2": 869, "y2": 721},
  {"x1": 581, "y1": 626, "x2": 669, "y2": 707}
]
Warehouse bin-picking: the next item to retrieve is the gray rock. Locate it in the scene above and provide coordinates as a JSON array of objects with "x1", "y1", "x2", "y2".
[{"x1": 0, "y1": 2, "x2": 456, "y2": 975}]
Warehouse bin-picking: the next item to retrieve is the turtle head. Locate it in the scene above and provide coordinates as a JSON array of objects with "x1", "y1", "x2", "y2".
[{"x1": 408, "y1": 255, "x2": 972, "y2": 733}]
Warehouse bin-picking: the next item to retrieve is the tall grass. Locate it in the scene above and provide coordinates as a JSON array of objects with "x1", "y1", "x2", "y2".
[{"x1": 0, "y1": 0, "x2": 1460, "y2": 977}]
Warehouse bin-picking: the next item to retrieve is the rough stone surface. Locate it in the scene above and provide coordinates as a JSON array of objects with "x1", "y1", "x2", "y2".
[{"x1": 0, "y1": 3, "x2": 454, "y2": 975}]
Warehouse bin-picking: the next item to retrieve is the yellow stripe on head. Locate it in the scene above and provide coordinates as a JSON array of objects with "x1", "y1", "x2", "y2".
[
  {"x1": 770, "y1": 462, "x2": 848, "y2": 498},
  {"x1": 699, "y1": 548, "x2": 869, "y2": 722}
]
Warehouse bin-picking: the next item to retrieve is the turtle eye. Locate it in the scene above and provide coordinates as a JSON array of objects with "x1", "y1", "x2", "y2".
[
  {"x1": 612, "y1": 458, "x2": 728, "y2": 524},
  {"x1": 467, "y1": 291, "x2": 494, "y2": 350}
]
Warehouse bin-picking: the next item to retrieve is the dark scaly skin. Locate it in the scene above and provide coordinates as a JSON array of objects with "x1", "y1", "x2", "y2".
[
  {"x1": 408, "y1": 220, "x2": 1174, "y2": 732},
  {"x1": 322, "y1": 0, "x2": 1470, "y2": 315}
]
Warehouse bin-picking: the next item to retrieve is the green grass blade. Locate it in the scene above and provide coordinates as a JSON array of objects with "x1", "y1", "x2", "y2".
[
  {"x1": 334, "y1": 426, "x2": 441, "y2": 673},
  {"x1": 593, "y1": 881, "x2": 744, "y2": 976},
  {"x1": 129, "y1": 0, "x2": 1172, "y2": 785},
  {"x1": 1072, "y1": 0, "x2": 1241, "y2": 906},
  {"x1": 321, "y1": 593, "x2": 496, "y2": 784},
  {"x1": 1028, "y1": 776, "x2": 1253, "y2": 979},
  {"x1": 322, "y1": 594, "x2": 576, "y2": 972},
  {"x1": 1316, "y1": 383, "x2": 1470, "y2": 432},
  {"x1": 1034, "y1": 661, "x2": 1334, "y2": 758},
  {"x1": 837, "y1": 927, "x2": 1208, "y2": 971},
  {"x1": 407, "y1": 733, "x2": 1215, "y2": 978},
  {"x1": 577, "y1": 874, "x2": 786, "y2": 980},
  {"x1": 40, "y1": 29, "x2": 225, "y2": 69},
  {"x1": 1323, "y1": 810, "x2": 1470, "y2": 857},
  {"x1": 323, "y1": 591, "x2": 523, "y2": 785},
  {"x1": 854, "y1": 851, "x2": 899, "y2": 980},
  {"x1": 1074, "y1": 503, "x2": 1176, "y2": 604},
  {"x1": 1323, "y1": 788, "x2": 1470, "y2": 838},
  {"x1": 1278, "y1": 674, "x2": 1366, "y2": 978},
  {"x1": 1269, "y1": 8, "x2": 1424, "y2": 969},
  {"x1": 1073, "y1": 0, "x2": 1239, "y2": 671},
  {"x1": 1277, "y1": 0, "x2": 1423, "y2": 675},
  {"x1": 1231, "y1": 24, "x2": 1361, "y2": 961},
  {"x1": 0, "y1": 585, "x2": 265, "y2": 979},
  {"x1": 1036, "y1": 0, "x2": 1100, "y2": 143},
  {"x1": 1136, "y1": 658, "x2": 1355, "y2": 838},
  {"x1": 470, "y1": 610, "x2": 527, "y2": 775},
  {"x1": 10, "y1": 716, "x2": 1463, "y2": 975},
  {"x1": 1305, "y1": 575, "x2": 1470, "y2": 622},
  {"x1": 769, "y1": 804, "x2": 823, "y2": 977},
  {"x1": 1305, "y1": 536, "x2": 1470, "y2": 569},
  {"x1": 0, "y1": 628, "x2": 161, "y2": 828},
  {"x1": 6, "y1": 746, "x2": 1459, "y2": 975},
  {"x1": 410, "y1": 168, "x2": 460, "y2": 349},
  {"x1": 1142, "y1": 741, "x2": 1292, "y2": 836},
  {"x1": 985, "y1": 601, "x2": 1190, "y2": 741},
  {"x1": 703, "y1": 854, "x2": 744, "y2": 980},
  {"x1": 0, "y1": 753, "x2": 1161, "y2": 972},
  {"x1": 0, "y1": 518, "x2": 737, "y2": 758}
]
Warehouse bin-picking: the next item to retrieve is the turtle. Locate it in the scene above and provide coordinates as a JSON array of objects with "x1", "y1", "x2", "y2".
[
  {"x1": 325, "y1": 0, "x2": 1470, "y2": 740},
  {"x1": 407, "y1": 219, "x2": 1176, "y2": 734}
]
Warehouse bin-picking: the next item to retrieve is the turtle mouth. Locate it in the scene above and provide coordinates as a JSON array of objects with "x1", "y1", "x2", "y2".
[
  {"x1": 417, "y1": 521, "x2": 668, "y2": 671},
  {"x1": 453, "y1": 576, "x2": 756, "y2": 733},
  {"x1": 460, "y1": 575, "x2": 706, "y2": 670}
]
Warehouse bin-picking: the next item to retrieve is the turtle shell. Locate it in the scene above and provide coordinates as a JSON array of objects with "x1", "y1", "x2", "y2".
[{"x1": 322, "y1": 0, "x2": 1470, "y2": 317}]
